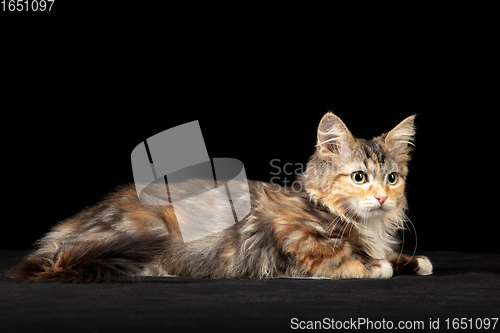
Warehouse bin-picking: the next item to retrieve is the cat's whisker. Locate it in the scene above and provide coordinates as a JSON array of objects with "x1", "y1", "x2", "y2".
[
  {"x1": 339, "y1": 223, "x2": 350, "y2": 241},
  {"x1": 394, "y1": 209, "x2": 406, "y2": 264},
  {"x1": 400, "y1": 212, "x2": 418, "y2": 266},
  {"x1": 397, "y1": 225, "x2": 405, "y2": 264},
  {"x1": 334, "y1": 220, "x2": 352, "y2": 250},
  {"x1": 328, "y1": 215, "x2": 342, "y2": 238},
  {"x1": 344, "y1": 207, "x2": 361, "y2": 234}
]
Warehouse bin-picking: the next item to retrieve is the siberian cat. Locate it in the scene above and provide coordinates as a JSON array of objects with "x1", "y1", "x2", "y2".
[{"x1": 8, "y1": 112, "x2": 432, "y2": 283}]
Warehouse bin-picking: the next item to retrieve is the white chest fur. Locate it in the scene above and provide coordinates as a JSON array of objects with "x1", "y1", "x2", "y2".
[{"x1": 362, "y1": 218, "x2": 399, "y2": 259}]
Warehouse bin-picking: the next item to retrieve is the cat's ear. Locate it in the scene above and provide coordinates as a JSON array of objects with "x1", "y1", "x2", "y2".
[
  {"x1": 384, "y1": 115, "x2": 416, "y2": 155},
  {"x1": 316, "y1": 112, "x2": 353, "y2": 159}
]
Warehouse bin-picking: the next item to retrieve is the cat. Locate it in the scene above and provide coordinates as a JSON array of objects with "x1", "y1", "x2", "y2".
[{"x1": 7, "y1": 112, "x2": 432, "y2": 283}]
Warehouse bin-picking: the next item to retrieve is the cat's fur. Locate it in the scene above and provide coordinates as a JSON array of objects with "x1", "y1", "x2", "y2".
[{"x1": 8, "y1": 112, "x2": 432, "y2": 283}]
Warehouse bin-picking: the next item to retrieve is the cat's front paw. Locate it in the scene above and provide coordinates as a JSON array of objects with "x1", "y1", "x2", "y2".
[
  {"x1": 370, "y1": 259, "x2": 393, "y2": 279},
  {"x1": 415, "y1": 256, "x2": 433, "y2": 275}
]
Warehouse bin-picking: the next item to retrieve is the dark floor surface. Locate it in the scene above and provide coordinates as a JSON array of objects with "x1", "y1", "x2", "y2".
[{"x1": 1, "y1": 250, "x2": 499, "y2": 332}]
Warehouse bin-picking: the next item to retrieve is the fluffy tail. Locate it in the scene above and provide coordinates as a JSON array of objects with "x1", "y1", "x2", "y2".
[{"x1": 7, "y1": 233, "x2": 165, "y2": 283}]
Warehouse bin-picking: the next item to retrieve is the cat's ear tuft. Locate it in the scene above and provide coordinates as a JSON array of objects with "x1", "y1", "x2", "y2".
[
  {"x1": 384, "y1": 115, "x2": 416, "y2": 155},
  {"x1": 316, "y1": 112, "x2": 353, "y2": 158}
]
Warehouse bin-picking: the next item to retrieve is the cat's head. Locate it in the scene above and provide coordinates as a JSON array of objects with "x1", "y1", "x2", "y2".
[{"x1": 302, "y1": 112, "x2": 416, "y2": 222}]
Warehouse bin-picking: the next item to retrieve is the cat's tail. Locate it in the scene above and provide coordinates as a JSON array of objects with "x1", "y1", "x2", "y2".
[{"x1": 7, "y1": 233, "x2": 166, "y2": 283}]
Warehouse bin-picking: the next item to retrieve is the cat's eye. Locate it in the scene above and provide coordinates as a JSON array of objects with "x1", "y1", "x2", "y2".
[
  {"x1": 351, "y1": 171, "x2": 367, "y2": 184},
  {"x1": 387, "y1": 173, "x2": 398, "y2": 185}
]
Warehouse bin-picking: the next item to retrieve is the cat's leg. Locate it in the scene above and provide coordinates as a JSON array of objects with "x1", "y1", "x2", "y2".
[
  {"x1": 325, "y1": 256, "x2": 394, "y2": 279},
  {"x1": 279, "y1": 258, "x2": 393, "y2": 279},
  {"x1": 367, "y1": 259, "x2": 394, "y2": 278},
  {"x1": 387, "y1": 253, "x2": 433, "y2": 276},
  {"x1": 273, "y1": 222, "x2": 394, "y2": 279},
  {"x1": 286, "y1": 252, "x2": 394, "y2": 279}
]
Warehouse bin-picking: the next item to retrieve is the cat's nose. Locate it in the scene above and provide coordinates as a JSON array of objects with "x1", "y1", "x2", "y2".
[{"x1": 375, "y1": 195, "x2": 388, "y2": 205}]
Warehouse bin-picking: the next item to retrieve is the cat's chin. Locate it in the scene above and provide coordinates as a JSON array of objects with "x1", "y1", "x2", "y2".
[{"x1": 357, "y1": 207, "x2": 390, "y2": 219}]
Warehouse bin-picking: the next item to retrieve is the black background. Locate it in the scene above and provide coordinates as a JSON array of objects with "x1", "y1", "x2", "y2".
[{"x1": 1, "y1": 5, "x2": 496, "y2": 253}]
